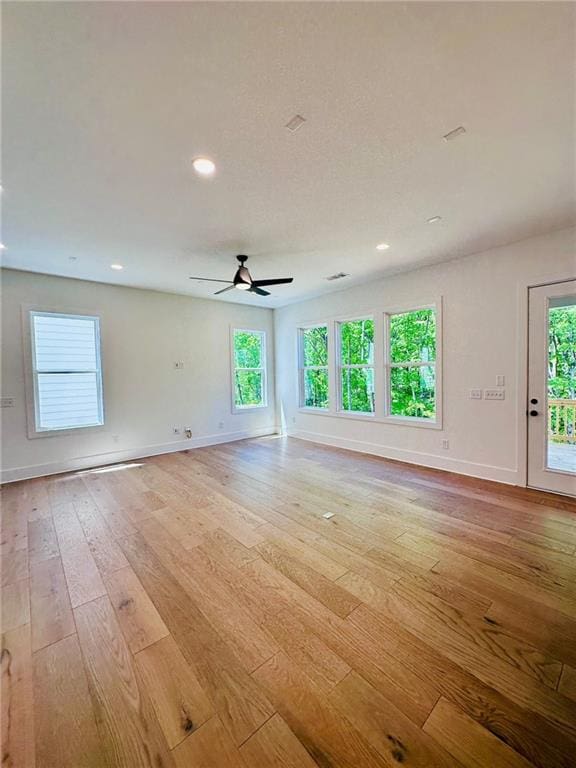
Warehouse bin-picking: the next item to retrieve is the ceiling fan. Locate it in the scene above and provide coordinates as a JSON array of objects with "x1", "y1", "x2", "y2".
[{"x1": 189, "y1": 255, "x2": 293, "y2": 296}]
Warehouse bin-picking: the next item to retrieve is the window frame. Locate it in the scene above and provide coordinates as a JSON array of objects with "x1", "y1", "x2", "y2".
[
  {"x1": 336, "y1": 315, "x2": 376, "y2": 416},
  {"x1": 298, "y1": 323, "x2": 330, "y2": 411},
  {"x1": 230, "y1": 327, "x2": 268, "y2": 413},
  {"x1": 383, "y1": 301, "x2": 442, "y2": 428},
  {"x1": 295, "y1": 299, "x2": 442, "y2": 429},
  {"x1": 23, "y1": 307, "x2": 105, "y2": 439}
]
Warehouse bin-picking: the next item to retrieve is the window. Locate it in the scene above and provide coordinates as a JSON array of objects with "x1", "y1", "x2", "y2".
[
  {"x1": 338, "y1": 318, "x2": 375, "y2": 413},
  {"x1": 29, "y1": 311, "x2": 104, "y2": 432},
  {"x1": 299, "y1": 325, "x2": 329, "y2": 409},
  {"x1": 386, "y1": 307, "x2": 437, "y2": 420},
  {"x1": 232, "y1": 329, "x2": 266, "y2": 409}
]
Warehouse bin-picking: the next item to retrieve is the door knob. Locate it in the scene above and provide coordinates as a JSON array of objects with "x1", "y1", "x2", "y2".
[
  {"x1": 529, "y1": 410, "x2": 538, "y2": 416},
  {"x1": 530, "y1": 398, "x2": 538, "y2": 405}
]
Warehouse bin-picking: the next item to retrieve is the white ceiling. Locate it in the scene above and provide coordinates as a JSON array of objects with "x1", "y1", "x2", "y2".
[{"x1": 2, "y1": 1, "x2": 575, "y2": 308}]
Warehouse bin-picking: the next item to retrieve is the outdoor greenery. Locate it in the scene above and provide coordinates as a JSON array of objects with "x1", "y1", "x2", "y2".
[
  {"x1": 389, "y1": 309, "x2": 436, "y2": 419},
  {"x1": 234, "y1": 330, "x2": 264, "y2": 407},
  {"x1": 548, "y1": 306, "x2": 576, "y2": 399},
  {"x1": 302, "y1": 326, "x2": 329, "y2": 409},
  {"x1": 340, "y1": 319, "x2": 375, "y2": 412},
  {"x1": 548, "y1": 305, "x2": 576, "y2": 444}
]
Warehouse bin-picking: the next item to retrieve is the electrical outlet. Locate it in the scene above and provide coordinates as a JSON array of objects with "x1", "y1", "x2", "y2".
[
  {"x1": 218, "y1": 422, "x2": 224, "y2": 429},
  {"x1": 485, "y1": 388, "x2": 505, "y2": 401},
  {"x1": 0, "y1": 397, "x2": 15, "y2": 408},
  {"x1": 184, "y1": 428, "x2": 192, "y2": 439},
  {"x1": 174, "y1": 361, "x2": 184, "y2": 370},
  {"x1": 441, "y1": 438, "x2": 450, "y2": 450},
  {"x1": 469, "y1": 389, "x2": 482, "y2": 400},
  {"x1": 173, "y1": 427, "x2": 181, "y2": 435}
]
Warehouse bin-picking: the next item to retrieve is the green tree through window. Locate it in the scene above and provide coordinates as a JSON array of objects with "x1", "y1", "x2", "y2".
[
  {"x1": 300, "y1": 326, "x2": 329, "y2": 408},
  {"x1": 233, "y1": 330, "x2": 266, "y2": 407},
  {"x1": 388, "y1": 308, "x2": 437, "y2": 419},
  {"x1": 338, "y1": 318, "x2": 375, "y2": 412}
]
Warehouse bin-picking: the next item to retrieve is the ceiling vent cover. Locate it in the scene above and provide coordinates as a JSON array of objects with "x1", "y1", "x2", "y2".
[{"x1": 326, "y1": 272, "x2": 349, "y2": 281}]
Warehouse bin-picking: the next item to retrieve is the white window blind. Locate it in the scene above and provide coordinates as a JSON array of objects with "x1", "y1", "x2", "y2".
[{"x1": 30, "y1": 311, "x2": 104, "y2": 432}]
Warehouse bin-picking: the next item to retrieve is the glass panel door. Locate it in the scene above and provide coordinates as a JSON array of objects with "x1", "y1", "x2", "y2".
[{"x1": 527, "y1": 281, "x2": 576, "y2": 496}]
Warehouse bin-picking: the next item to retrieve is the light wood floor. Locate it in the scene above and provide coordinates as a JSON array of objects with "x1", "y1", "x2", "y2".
[{"x1": 2, "y1": 437, "x2": 576, "y2": 768}]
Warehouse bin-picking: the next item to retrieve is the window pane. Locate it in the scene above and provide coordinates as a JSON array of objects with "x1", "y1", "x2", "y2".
[
  {"x1": 303, "y1": 368, "x2": 329, "y2": 409},
  {"x1": 341, "y1": 367, "x2": 374, "y2": 412},
  {"x1": 547, "y1": 302, "x2": 576, "y2": 473},
  {"x1": 33, "y1": 314, "x2": 98, "y2": 371},
  {"x1": 302, "y1": 326, "x2": 328, "y2": 367},
  {"x1": 37, "y1": 372, "x2": 102, "y2": 430},
  {"x1": 234, "y1": 370, "x2": 264, "y2": 407},
  {"x1": 390, "y1": 365, "x2": 436, "y2": 419},
  {"x1": 340, "y1": 319, "x2": 374, "y2": 365},
  {"x1": 234, "y1": 330, "x2": 262, "y2": 368},
  {"x1": 389, "y1": 309, "x2": 436, "y2": 363}
]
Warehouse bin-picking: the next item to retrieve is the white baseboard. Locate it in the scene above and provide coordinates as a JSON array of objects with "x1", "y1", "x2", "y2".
[
  {"x1": 1, "y1": 425, "x2": 279, "y2": 483},
  {"x1": 289, "y1": 428, "x2": 520, "y2": 486}
]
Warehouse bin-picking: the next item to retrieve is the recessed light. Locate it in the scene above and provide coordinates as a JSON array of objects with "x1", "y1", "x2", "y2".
[
  {"x1": 427, "y1": 216, "x2": 442, "y2": 224},
  {"x1": 376, "y1": 243, "x2": 390, "y2": 251},
  {"x1": 192, "y1": 157, "x2": 216, "y2": 177},
  {"x1": 0, "y1": 243, "x2": 5, "y2": 250},
  {"x1": 110, "y1": 264, "x2": 123, "y2": 270}
]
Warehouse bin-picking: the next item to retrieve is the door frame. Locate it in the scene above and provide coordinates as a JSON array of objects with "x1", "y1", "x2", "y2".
[{"x1": 516, "y1": 273, "x2": 576, "y2": 491}]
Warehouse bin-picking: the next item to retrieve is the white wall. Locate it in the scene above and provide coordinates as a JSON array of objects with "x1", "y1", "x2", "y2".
[
  {"x1": 275, "y1": 227, "x2": 576, "y2": 485},
  {"x1": 1, "y1": 270, "x2": 277, "y2": 482}
]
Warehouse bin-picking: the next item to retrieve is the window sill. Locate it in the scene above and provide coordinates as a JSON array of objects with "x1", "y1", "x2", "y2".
[
  {"x1": 297, "y1": 408, "x2": 442, "y2": 430},
  {"x1": 27, "y1": 423, "x2": 106, "y2": 440},
  {"x1": 232, "y1": 404, "x2": 269, "y2": 414}
]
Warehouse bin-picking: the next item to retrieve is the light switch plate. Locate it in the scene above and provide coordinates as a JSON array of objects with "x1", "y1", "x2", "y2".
[
  {"x1": 0, "y1": 397, "x2": 15, "y2": 408},
  {"x1": 496, "y1": 375, "x2": 505, "y2": 386},
  {"x1": 485, "y1": 389, "x2": 505, "y2": 401}
]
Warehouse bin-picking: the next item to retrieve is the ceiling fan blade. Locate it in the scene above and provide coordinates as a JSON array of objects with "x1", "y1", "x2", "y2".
[
  {"x1": 249, "y1": 286, "x2": 271, "y2": 297},
  {"x1": 251, "y1": 278, "x2": 293, "y2": 287},
  {"x1": 214, "y1": 285, "x2": 235, "y2": 295},
  {"x1": 189, "y1": 277, "x2": 234, "y2": 284}
]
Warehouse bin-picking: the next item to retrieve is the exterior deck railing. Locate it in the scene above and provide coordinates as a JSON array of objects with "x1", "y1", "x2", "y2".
[{"x1": 549, "y1": 399, "x2": 576, "y2": 444}]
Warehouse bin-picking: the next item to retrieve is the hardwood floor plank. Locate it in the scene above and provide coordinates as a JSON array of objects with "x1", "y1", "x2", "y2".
[
  {"x1": 2, "y1": 578, "x2": 30, "y2": 632},
  {"x1": 172, "y1": 714, "x2": 249, "y2": 768},
  {"x1": 252, "y1": 651, "x2": 392, "y2": 768},
  {"x1": 256, "y1": 539, "x2": 361, "y2": 618},
  {"x1": 30, "y1": 557, "x2": 75, "y2": 652},
  {"x1": 423, "y1": 696, "x2": 534, "y2": 768},
  {"x1": 104, "y1": 565, "x2": 169, "y2": 653},
  {"x1": 329, "y1": 670, "x2": 459, "y2": 767},
  {"x1": 118, "y1": 532, "x2": 275, "y2": 745},
  {"x1": 239, "y1": 713, "x2": 319, "y2": 767},
  {"x1": 1, "y1": 549, "x2": 29, "y2": 587},
  {"x1": 27, "y1": 518, "x2": 59, "y2": 565},
  {"x1": 60, "y1": 542, "x2": 107, "y2": 608},
  {"x1": 74, "y1": 595, "x2": 175, "y2": 768},
  {"x1": 559, "y1": 664, "x2": 576, "y2": 702},
  {"x1": 1, "y1": 624, "x2": 35, "y2": 768},
  {"x1": 135, "y1": 634, "x2": 214, "y2": 748},
  {"x1": 75, "y1": 501, "x2": 129, "y2": 576},
  {"x1": 33, "y1": 634, "x2": 108, "y2": 768}
]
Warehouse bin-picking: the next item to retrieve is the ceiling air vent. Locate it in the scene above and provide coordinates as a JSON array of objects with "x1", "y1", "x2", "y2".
[
  {"x1": 285, "y1": 114, "x2": 306, "y2": 132},
  {"x1": 326, "y1": 272, "x2": 350, "y2": 281}
]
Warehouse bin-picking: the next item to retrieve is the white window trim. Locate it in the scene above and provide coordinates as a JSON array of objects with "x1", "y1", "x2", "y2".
[
  {"x1": 230, "y1": 327, "x2": 268, "y2": 413},
  {"x1": 298, "y1": 323, "x2": 329, "y2": 411},
  {"x1": 383, "y1": 300, "x2": 443, "y2": 428},
  {"x1": 335, "y1": 316, "x2": 376, "y2": 416},
  {"x1": 22, "y1": 306, "x2": 105, "y2": 439},
  {"x1": 296, "y1": 298, "x2": 442, "y2": 430}
]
